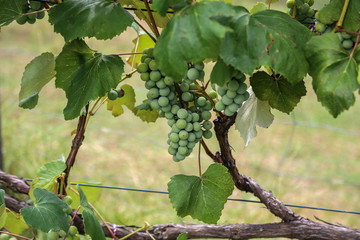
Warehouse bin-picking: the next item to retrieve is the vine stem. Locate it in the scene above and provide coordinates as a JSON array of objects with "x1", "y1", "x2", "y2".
[
  {"x1": 24, "y1": 8, "x2": 48, "y2": 15},
  {"x1": 116, "y1": 52, "x2": 143, "y2": 56},
  {"x1": 349, "y1": 33, "x2": 360, "y2": 59},
  {"x1": 198, "y1": 141, "x2": 202, "y2": 177},
  {"x1": 134, "y1": 19, "x2": 157, "y2": 43},
  {"x1": 268, "y1": 0, "x2": 272, "y2": 9},
  {"x1": 336, "y1": 0, "x2": 350, "y2": 29},
  {"x1": 0, "y1": 230, "x2": 32, "y2": 240},
  {"x1": 143, "y1": 0, "x2": 160, "y2": 38}
]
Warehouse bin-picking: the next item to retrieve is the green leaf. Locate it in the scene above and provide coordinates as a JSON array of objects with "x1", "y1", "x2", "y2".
[
  {"x1": 316, "y1": 0, "x2": 360, "y2": 31},
  {"x1": 21, "y1": 188, "x2": 69, "y2": 232},
  {"x1": 306, "y1": 33, "x2": 359, "y2": 117},
  {"x1": 154, "y1": 1, "x2": 236, "y2": 80},
  {"x1": 249, "y1": 2, "x2": 267, "y2": 14},
  {"x1": 48, "y1": 0, "x2": 133, "y2": 42},
  {"x1": 106, "y1": 84, "x2": 135, "y2": 117},
  {"x1": 168, "y1": 163, "x2": 234, "y2": 224},
  {"x1": 67, "y1": 181, "x2": 102, "y2": 211},
  {"x1": 210, "y1": 58, "x2": 234, "y2": 87},
  {"x1": 33, "y1": 160, "x2": 66, "y2": 190},
  {"x1": 219, "y1": 9, "x2": 312, "y2": 84},
  {"x1": 265, "y1": 0, "x2": 279, "y2": 3},
  {"x1": 127, "y1": 34, "x2": 155, "y2": 67},
  {"x1": 0, "y1": 0, "x2": 28, "y2": 27},
  {"x1": 19, "y1": 52, "x2": 55, "y2": 109},
  {"x1": 235, "y1": 88, "x2": 274, "y2": 146},
  {"x1": 250, "y1": 71, "x2": 306, "y2": 113},
  {"x1": 0, "y1": 189, "x2": 7, "y2": 229},
  {"x1": 4, "y1": 212, "x2": 28, "y2": 234},
  {"x1": 176, "y1": 232, "x2": 188, "y2": 240},
  {"x1": 152, "y1": 0, "x2": 187, "y2": 16},
  {"x1": 55, "y1": 39, "x2": 125, "y2": 120},
  {"x1": 77, "y1": 185, "x2": 106, "y2": 240}
]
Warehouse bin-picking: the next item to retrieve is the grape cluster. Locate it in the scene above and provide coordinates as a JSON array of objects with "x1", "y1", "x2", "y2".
[
  {"x1": 214, "y1": 71, "x2": 249, "y2": 117},
  {"x1": 0, "y1": 233, "x2": 16, "y2": 240},
  {"x1": 107, "y1": 88, "x2": 124, "y2": 101},
  {"x1": 16, "y1": 1, "x2": 45, "y2": 25},
  {"x1": 137, "y1": 48, "x2": 215, "y2": 162},
  {"x1": 286, "y1": 0, "x2": 315, "y2": 23}
]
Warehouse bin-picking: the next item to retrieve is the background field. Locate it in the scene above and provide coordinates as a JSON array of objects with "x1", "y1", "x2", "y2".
[{"x1": 0, "y1": 0, "x2": 360, "y2": 238}]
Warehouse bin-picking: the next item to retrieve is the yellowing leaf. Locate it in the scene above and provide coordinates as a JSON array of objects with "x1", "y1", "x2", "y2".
[
  {"x1": 127, "y1": 34, "x2": 155, "y2": 67},
  {"x1": 107, "y1": 84, "x2": 135, "y2": 117}
]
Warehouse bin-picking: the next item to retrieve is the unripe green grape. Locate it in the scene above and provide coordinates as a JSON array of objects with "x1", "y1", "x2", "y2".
[
  {"x1": 176, "y1": 119, "x2": 187, "y2": 129},
  {"x1": 203, "y1": 101, "x2": 212, "y2": 111},
  {"x1": 315, "y1": 22, "x2": 326, "y2": 33},
  {"x1": 144, "y1": 58, "x2": 152, "y2": 65},
  {"x1": 175, "y1": 153, "x2": 185, "y2": 161},
  {"x1": 234, "y1": 71, "x2": 246, "y2": 82},
  {"x1": 308, "y1": 0, "x2": 314, "y2": 6},
  {"x1": 169, "y1": 132, "x2": 179, "y2": 142},
  {"x1": 181, "y1": 92, "x2": 193, "y2": 102},
  {"x1": 171, "y1": 105, "x2": 180, "y2": 115},
  {"x1": 143, "y1": 48, "x2": 153, "y2": 57},
  {"x1": 226, "y1": 90, "x2": 237, "y2": 99},
  {"x1": 69, "y1": 226, "x2": 79, "y2": 236},
  {"x1": 185, "y1": 122, "x2": 193, "y2": 132},
  {"x1": 63, "y1": 206, "x2": 72, "y2": 214},
  {"x1": 187, "y1": 142, "x2": 196, "y2": 149},
  {"x1": 177, "y1": 108, "x2": 188, "y2": 119},
  {"x1": 201, "y1": 111, "x2": 211, "y2": 121},
  {"x1": 222, "y1": 95, "x2": 233, "y2": 105},
  {"x1": 165, "y1": 112, "x2": 174, "y2": 119},
  {"x1": 0, "y1": 234, "x2": 10, "y2": 240},
  {"x1": 203, "y1": 130, "x2": 213, "y2": 139},
  {"x1": 170, "y1": 142, "x2": 179, "y2": 149},
  {"x1": 168, "y1": 91, "x2": 176, "y2": 100},
  {"x1": 147, "y1": 88, "x2": 159, "y2": 99},
  {"x1": 215, "y1": 101, "x2": 225, "y2": 111},
  {"x1": 194, "y1": 130, "x2": 203, "y2": 139},
  {"x1": 159, "y1": 87, "x2": 170, "y2": 96},
  {"x1": 159, "y1": 110, "x2": 165, "y2": 118},
  {"x1": 150, "y1": 71, "x2": 161, "y2": 81},
  {"x1": 179, "y1": 130, "x2": 189, "y2": 140},
  {"x1": 162, "y1": 104, "x2": 172, "y2": 112},
  {"x1": 73, "y1": 234, "x2": 81, "y2": 240},
  {"x1": 168, "y1": 146, "x2": 177, "y2": 155},
  {"x1": 30, "y1": 1, "x2": 42, "y2": 10},
  {"x1": 243, "y1": 91, "x2": 250, "y2": 101},
  {"x1": 141, "y1": 72, "x2": 150, "y2": 82},
  {"x1": 286, "y1": 0, "x2": 295, "y2": 8},
  {"x1": 227, "y1": 80, "x2": 240, "y2": 91},
  {"x1": 178, "y1": 146, "x2": 188, "y2": 155},
  {"x1": 172, "y1": 124, "x2": 180, "y2": 133},
  {"x1": 63, "y1": 195, "x2": 73, "y2": 206},
  {"x1": 16, "y1": 15, "x2": 27, "y2": 25},
  {"x1": 164, "y1": 76, "x2": 174, "y2": 85},
  {"x1": 341, "y1": 32, "x2": 352, "y2": 40},
  {"x1": 202, "y1": 121, "x2": 212, "y2": 130},
  {"x1": 68, "y1": 215, "x2": 73, "y2": 223},
  {"x1": 306, "y1": 8, "x2": 314, "y2": 17},
  {"x1": 197, "y1": 96, "x2": 207, "y2": 106},
  {"x1": 48, "y1": 230, "x2": 58, "y2": 240},
  {"x1": 189, "y1": 83, "x2": 198, "y2": 90},
  {"x1": 228, "y1": 103, "x2": 239, "y2": 113},
  {"x1": 141, "y1": 54, "x2": 148, "y2": 62},
  {"x1": 193, "y1": 122, "x2": 201, "y2": 131},
  {"x1": 208, "y1": 91, "x2": 217, "y2": 99},
  {"x1": 191, "y1": 113, "x2": 200, "y2": 122},
  {"x1": 137, "y1": 63, "x2": 148, "y2": 73},
  {"x1": 148, "y1": 60, "x2": 158, "y2": 70},
  {"x1": 158, "y1": 96, "x2": 169, "y2": 107},
  {"x1": 188, "y1": 133, "x2": 196, "y2": 142},
  {"x1": 27, "y1": 18, "x2": 36, "y2": 24},
  {"x1": 178, "y1": 140, "x2": 188, "y2": 147},
  {"x1": 224, "y1": 108, "x2": 235, "y2": 116},
  {"x1": 194, "y1": 62, "x2": 204, "y2": 70},
  {"x1": 187, "y1": 68, "x2": 200, "y2": 81},
  {"x1": 179, "y1": 82, "x2": 189, "y2": 92},
  {"x1": 234, "y1": 95, "x2": 245, "y2": 105},
  {"x1": 185, "y1": 113, "x2": 192, "y2": 122},
  {"x1": 342, "y1": 39, "x2": 353, "y2": 49},
  {"x1": 217, "y1": 87, "x2": 227, "y2": 96},
  {"x1": 299, "y1": 3, "x2": 309, "y2": 14},
  {"x1": 168, "y1": 119, "x2": 175, "y2": 127},
  {"x1": 150, "y1": 100, "x2": 160, "y2": 110},
  {"x1": 324, "y1": 26, "x2": 333, "y2": 33}
]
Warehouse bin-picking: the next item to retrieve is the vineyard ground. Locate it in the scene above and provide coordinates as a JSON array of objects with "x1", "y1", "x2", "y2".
[{"x1": 0, "y1": 1, "x2": 360, "y2": 236}]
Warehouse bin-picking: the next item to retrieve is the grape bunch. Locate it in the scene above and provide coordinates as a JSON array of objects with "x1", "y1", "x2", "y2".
[
  {"x1": 16, "y1": 1, "x2": 46, "y2": 25},
  {"x1": 107, "y1": 88, "x2": 124, "y2": 101},
  {"x1": 137, "y1": 48, "x2": 215, "y2": 162},
  {"x1": 286, "y1": 0, "x2": 315, "y2": 24},
  {"x1": 214, "y1": 71, "x2": 249, "y2": 117},
  {"x1": 0, "y1": 233, "x2": 16, "y2": 240}
]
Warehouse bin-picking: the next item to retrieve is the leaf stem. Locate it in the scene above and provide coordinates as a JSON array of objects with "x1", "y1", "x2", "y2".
[
  {"x1": 131, "y1": 34, "x2": 141, "y2": 70},
  {"x1": 143, "y1": 0, "x2": 160, "y2": 38},
  {"x1": 24, "y1": 8, "x2": 48, "y2": 15},
  {"x1": 336, "y1": 0, "x2": 350, "y2": 29},
  {"x1": 134, "y1": 19, "x2": 157, "y2": 43}
]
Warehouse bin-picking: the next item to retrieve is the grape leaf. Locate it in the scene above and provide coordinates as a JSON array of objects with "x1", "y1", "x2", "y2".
[
  {"x1": 19, "y1": 52, "x2": 55, "y2": 109},
  {"x1": 306, "y1": 33, "x2": 360, "y2": 117},
  {"x1": 0, "y1": 189, "x2": 7, "y2": 229},
  {"x1": 316, "y1": 0, "x2": 360, "y2": 31},
  {"x1": 77, "y1": 185, "x2": 106, "y2": 240},
  {"x1": 55, "y1": 39, "x2": 125, "y2": 120},
  {"x1": 67, "y1": 181, "x2": 102, "y2": 211},
  {"x1": 218, "y1": 9, "x2": 312, "y2": 84},
  {"x1": 265, "y1": 0, "x2": 279, "y2": 3},
  {"x1": 152, "y1": 0, "x2": 187, "y2": 16},
  {"x1": 249, "y1": 2, "x2": 267, "y2": 14},
  {"x1": 235, "y1": 87, "x2": 274, "y2": 146},
  {"x1": 4, "y1": 213, "x2": 28, "y2": 234},
  {"x1": 21, "y1": 188, "x2": 69, "y2": 232},
  {"x1": 132, "y1": 101, "x2": 159, "y2": 123},
  {"x1": 168, "y1": 163, "x2": 234, "y2": 224},
  {"x1": 154, "y1": 1, "x2": 236, "y2": 80},
  {"x1": 250, "y1": 71, "x2": 306, "y2": 113},
  {"x1": 0, "y1": 0, "x2": 28, "y2": 27},
  {"x1": 127, "y1": 34, "x2": 155, "y2": 67},
  {"x1": 176, "y1": 232, "x2": 188, "y2": 240},
  {"x1": 31, "y1": 160, "x2": 66, "y2": 191},
  {"x1": 107, "y1": 84, "x2": 135, "y2": 117},
  {"x1": 48, "y1": 0, "x2": 133, "y2": 42},
  {"x1": 210, "y1": 58, "x2": 234, "y2": 87}
]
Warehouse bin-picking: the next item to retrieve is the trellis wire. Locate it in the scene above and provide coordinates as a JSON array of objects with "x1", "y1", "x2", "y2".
[{"x1": 23, "y1": 179, "x2": 360, "y2": 215}]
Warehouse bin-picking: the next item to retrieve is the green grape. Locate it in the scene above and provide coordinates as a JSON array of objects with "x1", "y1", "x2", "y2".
[
  {"x1": 341, "y1": 32, "x2": 352, "y2": 40},
  {"x1": 150, "y1": 100, "x2": 160, "y2": 110},
  {"x1": 137, "y1": 63, "x2": 148, "y2": 73},
  {"x1": 197, "y1": 96, "x2": 207, "y2": 107},
  {"x1": 201, "y1": 111, "x2": 211, "y2": 121},
  {"x1": 170, "y1": 142, "x2": 179, "y2": 149},
  {"x1": 234, "y1": 95, "x2": 245, "y2": 105},
  {"x1": 147, "y1": 88, "x2": 159, "y2": 99},
  {"x1": 208, "y1": 91, "x2": 217, "y2": 99},
  {"x1": 178, "y1": 146, "x2": 188, "y2": 155},
  {"x1": 0, "y1": 234, "x2": 10, "y2": 240},
  {"x1": 16, "y1": 15, "x2": 27, "y2": 25},
  {"x1": 286, "y1": 0, "x2": 295, "y2": 8},
  {"x1": 171, "y1": 105, "x2": 180, "y2": 114},
  {"x1": 150, "y1": 71, "x2": 161, "y2": 81},
  {"x1": 187, "y1": 141, "x2": 196, "y2": 149},
  {"x1": 156, "y1": 79, "x2": 166, "y2": 89},
  {"x1": 159, "y1": 87, "x2": 170, "y2": 97},
  {"x1": 168, "y1": 119, "x2": 175, "y2": 126},
  {"x1": 73, "y1": 234, "x2": 81, "y2": 240},
  {"x1": 228, "y1": 103, "x2": 239, "y2": 112},
  {"x1": 194, "y1": 62, "x2": 204, "y2": 70},
  {"x1": 191, "y1": 113, "x2": 200, "y2": 122},
  {"x1": 162, "y1": 104, "x2": 171, "y2": 112},
  {"x1": 69, "y1": 226, "x2": 78, "y2": 236},
  {"x1": 30, "y1": 1, "x2": 42, "y2": 10},
  {"x1": 306, "y1": 8, "x2": 314, "y2": 17},
  {"x1": 181, "y1": 92, "x2": 193, "y2": 102},
  {"x1": 215, "y1": 101, "x2": 225, "y2": 111},
  {"x1": 189, "y1": 83, "x2": 198, "y2": 90},
  {"x1": 27, "y1": 18, "x2": 36, "y2": 24},
  {"x1": 172, "y1": 124, "x2": 180, "y2": 133},
  {"x1": 175, "y1": 152, "x2": 186, "y2": 161},
  {"x1": 202, "y1": 121, "x2": 212, "y2": 130},
  {"x1": 227, "y1": 80, "x2": 239, "y2": 91},
  {"x1": 203, "y1": 101, "x2": 212, "y2": 111},
  {"x1": 217, "y1": 87, "x2": 227, "y2": 96},
  {"x1": 185, "y1": 113, "x2": 192, "y2": 122},
  {"x1": 203, "y1": 130, "x2": 213, "y2": 139},
  {"x1": 168, "y1": 92, "x2": 176, "y2": 100},
  {"x1": 188, "y1": 133, "x2": 196, "y2": 142},
  {"x1": 187, "y1": 68, "x2": 200, "y2": 81},
  {"x1": 144, "y1": 48, "x2": 154, "y2": 57},
  {"x1": 68, "y1": 215, "x2": 73, "y2": 223},
  {"x1": 63, "y1": 195, "x2": 73, "y2": 205},
  {"x1": 243, "y1": 91, "x2": 250, "y2": 101},
  {"x1": 176, "y1": 119, "x2": 187, "y2": 129},
  {"x1": 141, "y1": 72, "x2": 150, "y2": 82},
  {"x1": 179, "y1": 82, "x2": 189, "y2": 92},
  {"x1": 144, "y1": 58, "x2": 152, "y2": 65},
  {"x1": 185, "y1": 122, "x2": 193, "y2": 132},
  {"x1": 177, "y1": 108, "x2": 188, "y2": 119},
  {"x1": 169, "y1": 132, "x2": 179, "y2": 142},
  {"x1": 237, "y1": 82, "x2": 247, "y2": 94},
  {"x1": 315, "y1": 22, "x2": 326, "y2": 33},
  {"x1": 224, "y1": 108, "x2": 235, "y2": 116},
  {"x1": 148, "y1": 60, "x2": 158, "y2": 70},
  {"x1": 234, "y1": 71, "x2": 246, "y2": 81},
  {"x1": 308, "y1": 0, "x2": 314, "y2": 6},
  {"x1": 108, "y1": 89, "x2": 118, "y2": 100},
  {"x1": 63, "y1": 206, "x2": 72, "y2": 214},
  {"x1": 48, "y1": 230, "x2": 58, "y2": 240},
  {"x1": 194, "y1": 130, "x2": 203, "y2": 139},
  {"x1": 342, "y1": 39, "x2": 353, "y2": 49},
  {"x1": 193, "y1": 122, "x2": 201, "y2": 131},
  {"x1": 158, "y1": 96, "x2": 169, "y2": 107},
  {"x1": 164, "y1": 76, "x2": 174, "y2": 85},
  {"x1": 179, "y1": 130, "x2": 189, "y2": 140},
  {"x1": 168, "y1": 146, "x2": 177, "y2": 155},
  {"x1": 165, "y1": 112, "x2": 174, "y2": 119},
  {"x1": 226, "y1": 90, "x2": 237, "y2": 99},
  {"x1": 222, "y1": 95, "x2": 233, "y2": 105},
  {"x1": 178, "y1": 140, "x2": 188, "y2": 147}
]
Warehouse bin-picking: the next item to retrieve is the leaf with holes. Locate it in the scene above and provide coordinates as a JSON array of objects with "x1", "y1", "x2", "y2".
[
  {"x1": 154, "y1": 1, "x2": 236, "y2": 80},
  {"x1": 235, "y1": 87, "x2": 274, "y2": 146},
  {"x1": 306, "y1": 33, "x2": 360, "y2": 117},
  {"x1": 48, "y1": 0, "x2": 133, "y2": 42},
  {"x1": 168, "y1": 163, "x2": 234, "y2": 224},
  {"x1": 107, "y1": 84, "x2": 135, "y2": 117},
  {"x1": 250, "y1": 71, "x2": 306, "y2": 113},
  {"x1": 218, "y1": 9, "x2": 312, "y2": 84},
  {"x1": 19, "y1": 52, "x2": 55, "y2": 109},
  {"x1": 0, "y1": 0, "x2": 28, "y2": 27},
  {"x1": 55, "y1": 39, "x2": 125, "y2": 120},
  {"x1": 21, "y1": 188, "x2": 69, "y2": 232}
]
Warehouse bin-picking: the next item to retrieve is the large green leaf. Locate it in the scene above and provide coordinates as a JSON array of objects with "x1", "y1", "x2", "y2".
[
  {"x1": 0, "y1": 0, "x2": 28, "y2": 27},
  {"x1": 19, "y1": 53, "x2": 55, "y2": 109},
  {"x1": 55, "y1": 39, "x2": 125, "y2": 120},
  {"x1": 316, "y1": 0, "x2": 360, "y2": 32},
  {"x1": 77, "y1": 185, "x2": 106, "y2": 240},
  {"x1": 235, "y1": 88, "x2": 274, "y2": 147},
  {"x1": 210, "y1": 58, "x2": 234, "y2": 87},
  {"x1": 219, "y1": 9, "x2": 312, "y2": 84},
  {"x1": 250, "y1": 71, "x2": 306, "y2": 113},
  {"x1": 0, "y1": 190, "x2": 7, "y2": 229},
  {"x1": 21, "y1": 188, "x2": 69, "y2": 232},
  {"x1": 168, "y1": 163, "x2": 234, "y2": 224},
  {"x1": 154, "y1": 1, "x2": 236, "y2": 80},
  {"x1": 48, "y1": 0, "x2": 133, "y2": 42},
  {"x1": 152, "y1": 0, "x2": 187, "y2": 16},
  {"x1": 306, "y1": 33, "x2": 360, "y2": 117}
]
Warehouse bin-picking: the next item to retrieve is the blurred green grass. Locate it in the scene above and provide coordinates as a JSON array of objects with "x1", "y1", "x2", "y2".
[{"x1": 1, "y1": 0, "x2": 360, "y2": 236}]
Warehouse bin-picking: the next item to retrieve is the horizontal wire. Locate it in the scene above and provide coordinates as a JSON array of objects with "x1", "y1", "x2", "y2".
[{"x1": 23, "y1": 179, "x2": 360, "y2": 215}]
